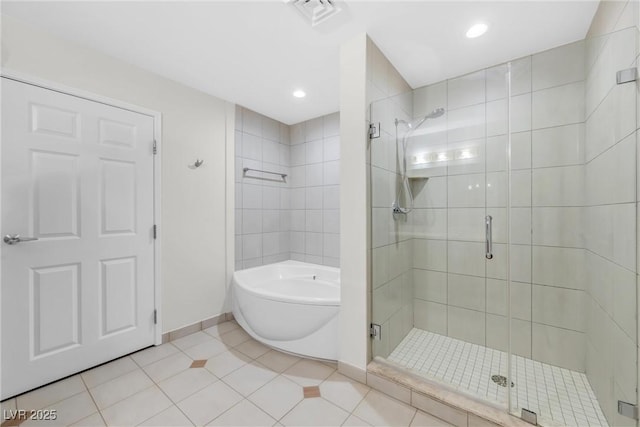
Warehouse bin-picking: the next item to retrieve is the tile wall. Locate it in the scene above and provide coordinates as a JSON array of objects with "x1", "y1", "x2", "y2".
[
  {"x1": 405, "y1": 40, "x2": 589, "y2": 373},
  {"x1": 235, "y1": 107, "x2": 291, "y2": 269},
  {"x1": 289, "y1": 113, "x2": 341, "y2": 267},
  {"x1": 368, "y1": 39, "x2": 415, "y2": 359},
  {"x1": 235, "y1": 106, "x2": 341, "y2": 269},
  {"x1": 583, "y1": 1, "x2": 639, "y2": 424}
]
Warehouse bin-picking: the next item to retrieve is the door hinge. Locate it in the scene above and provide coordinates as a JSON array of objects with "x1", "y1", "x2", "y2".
[
  {"x1": 153, "y1": 309, "x2": 157, "y2": 325},
  {"x1": 370, "y1": 323, "x2": 381, "y2": 340},
  {"x1": 617, "y1": 68, "x2": 637, "y2": 85},
  {"x1": 618, "y1": 401, "x2": 638, "y2": 420},
  {"x1": 521, "y1": 408, "x2": 537, "y2": 425},
  {"x1": 153, "y1": 224, "x2": 157, "y2": 239},
  {"x1": 152, "y1": 140, "x2": 157, "y2": 155},
  {"x1": 369, "y1": 122, "x2": 380, "y2": 139}
]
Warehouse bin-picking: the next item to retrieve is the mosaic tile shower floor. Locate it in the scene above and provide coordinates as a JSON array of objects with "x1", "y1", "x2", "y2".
[{"x1": 388, "y1": 328, "x2": 609, "y2": 427}]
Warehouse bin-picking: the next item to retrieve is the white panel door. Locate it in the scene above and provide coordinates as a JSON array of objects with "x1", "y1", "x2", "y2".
[{"x1": 1, "y1": 78, "x2": 156, "y2": 399}]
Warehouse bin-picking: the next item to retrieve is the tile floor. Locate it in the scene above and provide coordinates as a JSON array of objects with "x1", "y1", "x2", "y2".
[
  {"x1": 388, "y1": 328, "x2": 609, "y2": 427},
  {"x1": 1, "y1": 321, "x2": 453, "y2": 427}
]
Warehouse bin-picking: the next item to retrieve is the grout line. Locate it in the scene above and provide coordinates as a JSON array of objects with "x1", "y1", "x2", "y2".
[{"x1": 79, "y1": 375, "x2": 109, "y2": 427}]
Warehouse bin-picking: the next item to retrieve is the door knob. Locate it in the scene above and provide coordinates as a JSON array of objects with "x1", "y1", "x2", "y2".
[{"x1": 3, "y1": 234, "x2": 39, "y2": 245}]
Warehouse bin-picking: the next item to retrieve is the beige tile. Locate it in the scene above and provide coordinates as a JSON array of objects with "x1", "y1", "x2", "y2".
[
  {"x1": 280, "y1": 398, "x2": 349, "y2": 426},
  {"x1": 143, "y1": 352, "x2": 193, "y2": 383},
  {"x1": 203, "y1": 321, "x2": 240, "y2": 339},
  {"x1": 342, "y1": 414, "x2": 372, "y2": 426},
  {"x1": 190, "y1": 360, "x2": 207, "y2": 368},
  {"x1": 235, "y1": 340, "x2": 271, "y2": 359},
  {"x1": 70, "y1": 412, "x2": 105, "y2": 426},
  {"x1": 320, "y1": 372, "x2": 370, "y2": 413},
  {"x1": 178, "y1": 381, "x2": 243, "y2": 426},
  {"x1": 89, "y1": 369, "x2": 153, "y2": 409},
  {"x1": 467, "y1": 414, "x2": 499, "y2": 427},
  {"x1": 205, "y1": 349, "x2": 252, "y2": 378},
  {"x1": 321, "y1": 360, "x2": 338, "y2": 370},
  {"x1": 247, "y1": 375, "x2": 303, "y2": 419},
  {"x1": 171, "y1": 331, "x2": 214, "y2": 350},
  {"x1": 412, "y1": 410, "x2": 455, "y2": 427},
  {"x1": 223, "y1": 361, "x2": 278, "y2": 396},
  {"x1": 81, "y1": 357, "x2": 138, "y2": 389},
  {"x1": 17, "y1": 375, "x2": 86, "y2": 411},
  {"x1": 366, "y1": 373, "x2": 411, "y2": 404},
  {"x1": 411, "y1": 392, "x2": 467, "y2": 427},
  {"x1": 183, "y1": 338, "x2": 227, "y2": 360},
  {"x1": 200, "y1": 315, "x2": 222, "y2": 330},
  {"x1": 208, "y1": 399, "x2": 276, "y2": 426},
  {"x1": 353, "y1": 390, "x2": 416, "y2": 427},
  {"x1": 1, "y1": 398, "x2": 16, "y2": 413},
  {"x1": 256, "y1": 350, "x2": 300, "y2": 373},
  {"x1": 139, "y1": 405, "x2": 194, "y2": 426},
  {"x1": 158, "y1": 368, "x2": 217, "y2": 403},
  {"x1": 21, "y1": 392, "x2": 97, "y2": 426},
  {"x1": 169, "y1": 323, "x2": 202, "y2": 342},
  {"x1": 131, "y1": 344, "x2": 180, "y2": 367},
  {"x1": 337, "y1": 362, "x2": 367, "y2": 384},
  {"x1": 283, "y1": 359, "x2": 335, "y2": 387},
  {"x1": 101, "y1": 386, "x2": 172, "y2": 426},
  {"x1": 218, "y1": 328, "x2": 252, "y2": 347},
  {"x1": 303, "y1": 386, "x2": 321, "y2": 398}
]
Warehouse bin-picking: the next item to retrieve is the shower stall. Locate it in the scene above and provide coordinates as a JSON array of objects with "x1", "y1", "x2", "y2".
[{"x1": 369, "y1": 19, "x2": 639, "y2": 427}]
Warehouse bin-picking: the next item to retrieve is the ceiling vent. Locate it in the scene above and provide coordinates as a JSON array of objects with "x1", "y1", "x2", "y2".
[{"x1": 286, "y1": 0, "x2": 342, "y2": 27}]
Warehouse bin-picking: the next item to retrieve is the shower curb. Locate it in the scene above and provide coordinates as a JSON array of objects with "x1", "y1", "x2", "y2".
[{"x1": 367, "y1": 358, "x2": 531, "y2": 427}]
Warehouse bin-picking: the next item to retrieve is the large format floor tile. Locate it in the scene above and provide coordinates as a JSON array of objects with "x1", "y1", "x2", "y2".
[
  {"x1": 280, "y1": 397, "x2": 350, "y2": 426},
  {"x1": 1, "y1": 321, "x2": 495, "y2": 427},
  {"x1": 223, "y1": 361, "x2": 279, "y2": 396},
  {"x1": 247, "y1": 375, "x2": 303, "y2": 419},
  {"x1": 177, "y1": 381, "x2": 243, "y2": 425},
  {"x1": 207, "y1": 399, "x2": 277, "y2": 426}
]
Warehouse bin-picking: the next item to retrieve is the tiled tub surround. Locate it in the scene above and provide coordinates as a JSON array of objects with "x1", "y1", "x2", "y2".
[
  {"x1": 235, "y1": 107, "x2": 341, "y2": 269},
  {"x1": 0, "y1": 321, "x2": 464, "y2": 427},
  {"x1": 235, "y1": 107, "x2": 292, "y2": 269},
  {"x1": 289, "y1": 113, "x2": 341, "y2": 267}
]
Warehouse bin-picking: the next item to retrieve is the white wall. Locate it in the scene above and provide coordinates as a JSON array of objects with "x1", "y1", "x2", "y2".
[
  {"x1": 339, "y1": 33, "x2": 370, "y2": 373},
  {"x1": 1, "y1": 15, "x2": 233, "y2": 333},
  {"x1": 339, "y1": 33, "x2": 411, "y2": 373}
]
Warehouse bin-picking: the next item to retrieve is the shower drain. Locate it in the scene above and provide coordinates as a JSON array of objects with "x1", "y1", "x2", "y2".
[{"x1": 491, "y1": 375, "x2": 514, "y2": 388}]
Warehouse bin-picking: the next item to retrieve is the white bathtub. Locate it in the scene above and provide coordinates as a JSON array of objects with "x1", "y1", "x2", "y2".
[{"x1": 232, "y1": 260, "x2": 340, "y2": 360}]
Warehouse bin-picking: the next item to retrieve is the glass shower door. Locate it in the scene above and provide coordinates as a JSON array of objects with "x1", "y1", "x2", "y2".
[
  {"x1": 369, "y1": 64, "x2": 512, "y2": 409},
  {"x1": 508, "y1": 22, "x2": 639, "y2": 427}
]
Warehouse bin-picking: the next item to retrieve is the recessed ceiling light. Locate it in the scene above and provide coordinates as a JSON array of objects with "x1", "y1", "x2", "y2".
[
  {"x1": 466, "y1": 23, "x2": 488, "y2": 39},
  {"x1": 293, "y1": 90, "x2": 306, "y2": 98}
]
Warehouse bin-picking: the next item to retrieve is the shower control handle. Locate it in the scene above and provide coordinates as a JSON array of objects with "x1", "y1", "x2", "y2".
[{"x1": 485, "y1": 216, "x2": 493, "y2": 260}]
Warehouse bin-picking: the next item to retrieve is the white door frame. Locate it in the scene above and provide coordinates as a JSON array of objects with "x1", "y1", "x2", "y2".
[{"x1": 0, "y1": 69, "x2": 163, "y2": 346}]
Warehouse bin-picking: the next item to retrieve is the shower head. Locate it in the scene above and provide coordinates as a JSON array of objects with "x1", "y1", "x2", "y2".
[
  {"x1": 426, "y1": 107, "x2": 445, "y2": 119},
  {"x1": 395, "y1": 107, "x2": 445, "y2": 129}
]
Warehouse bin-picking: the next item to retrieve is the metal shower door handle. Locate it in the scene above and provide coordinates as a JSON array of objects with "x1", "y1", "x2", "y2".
[
  {"x1": 485, "y1": 216, "x2": 493, "y2": 259},
  {"x1": 3, "y1": 234, "x2": 39, "y2": 245}
]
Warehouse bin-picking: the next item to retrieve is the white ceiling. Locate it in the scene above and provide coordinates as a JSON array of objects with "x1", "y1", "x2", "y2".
[{"x1": 2, "y1": 1, "x2": 599, "y2": 125}]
